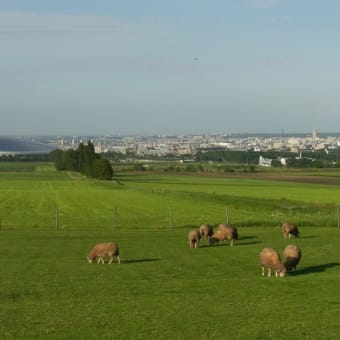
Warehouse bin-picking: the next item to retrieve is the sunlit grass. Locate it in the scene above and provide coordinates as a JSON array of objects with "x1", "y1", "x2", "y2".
[
  {"x1": 0, "y1": 228, "x2": 339, "y2": 339},
  {"x1": 1, "y1": 163, "x2": 340, "y2": 229}
]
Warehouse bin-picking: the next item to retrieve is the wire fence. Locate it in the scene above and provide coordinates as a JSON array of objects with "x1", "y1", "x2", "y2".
[{"x1": 0, "y1": 204, "x2": 339, "y2": 231}]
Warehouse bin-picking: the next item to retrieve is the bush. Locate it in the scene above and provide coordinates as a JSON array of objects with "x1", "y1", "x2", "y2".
[{"x1": 91, "y1": 159, "x2": 113, "y2": 180}]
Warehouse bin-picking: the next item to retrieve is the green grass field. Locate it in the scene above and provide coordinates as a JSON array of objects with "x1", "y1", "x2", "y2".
[
  {"x1": 1, "y1": 162, "x2": 340, "y2": 229},
  {"x1": 1, "y1": 228, "x2": 340, "y2": 339},
  {"x1": 1, "y1": 162, "x2": 340, "y2": 339}
]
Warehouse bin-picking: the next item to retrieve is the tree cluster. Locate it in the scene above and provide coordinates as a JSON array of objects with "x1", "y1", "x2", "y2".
[
  {"x1": 0, "y1": 153, "x2": 52, "y2": 162},
  {"x1": 51, "y1": 141, "x2": 113, "y2": 180}
]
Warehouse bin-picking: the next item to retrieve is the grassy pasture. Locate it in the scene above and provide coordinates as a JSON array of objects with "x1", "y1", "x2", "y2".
[
  {"x1": 1, "y1": 162, "x2": 340, "y2": 229},
  {"x1": 1, "y1": 228, "x2": 340, "y2": 339},
  {"x1": 1, "y1": 163, "x2": 340, "y2": 338}
]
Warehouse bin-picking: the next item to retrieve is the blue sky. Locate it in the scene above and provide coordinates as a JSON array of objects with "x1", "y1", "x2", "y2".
[{"x1": 1, "y1": 0, "x2": 340, "y2": 135}]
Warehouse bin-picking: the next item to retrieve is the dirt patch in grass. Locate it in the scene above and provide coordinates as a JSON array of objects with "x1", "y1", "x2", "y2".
[{"x1": 224, "y1": 173, "x2": 340, "y2": 186}]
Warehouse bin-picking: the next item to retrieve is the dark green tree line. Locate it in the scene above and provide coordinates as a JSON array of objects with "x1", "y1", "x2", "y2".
[{"x1": 51, "y1": 141, "x2": 113, "y2": 180}]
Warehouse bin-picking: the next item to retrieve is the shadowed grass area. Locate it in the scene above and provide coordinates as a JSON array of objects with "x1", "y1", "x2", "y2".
[{"x1": 0, "y1": 228, "x2": 340, "y2": 339}]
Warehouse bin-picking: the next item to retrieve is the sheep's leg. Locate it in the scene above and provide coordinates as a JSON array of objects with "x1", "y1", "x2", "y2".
[
  {"x1": 261, "y1": 266, "x2": 265, "y2": 276},
  {"x1": 268, "y1": 268, "x2": 272, "y2": 277},
  {"x1": 230, "y1": 239, "x2": 234, "y2": 247},
  {"x1": 116, "y1": 255, "x2": 121, "y2": 264},
  {"x1": 108, "y1": 256, "x2": 113, "y2": 264}
]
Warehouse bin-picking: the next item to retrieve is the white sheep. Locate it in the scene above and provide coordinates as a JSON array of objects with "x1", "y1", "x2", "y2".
[
  {"x1": 199, "y1": 223, "x2": 214, "y2": 240},
  {"x1": 188, "y1": 230, "x2": 201, "y2": 248},
  {"x1": 209, "y1": 224, "x2": 238, "y2": 247},
  {"x1": 283, "y1": 244, "x2": 302, "y2": 271},
  {"x1": 260, "y1": 247, "x2": 286, "y2": 277},
  {"x1": 282, "y1": 222, "x2": 300, "y2": 239},
  {"x1": 87, "y1": 242, "x2": 121, "y2": 264}
]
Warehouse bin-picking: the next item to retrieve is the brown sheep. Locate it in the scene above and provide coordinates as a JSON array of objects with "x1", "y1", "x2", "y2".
[
  {"x1": 283, "y1": 244, "x2": 302, "y2": 271},
  {"x1": 260, "y1": 247, "x2": 286, "y2": 277},
  {"x1": 188, "y1": 230, "x2": 201, "y2": 248},
  {"x1": 209, "y1": 224, "x2": 238, "y2": 247},
  {"x1": 282, "y1": 222, "x2": 300, "y2": 239},
  {"x1": 199, "y1": 223, "x2": 214, "y2": 240},
  {"x1": 87, "y1": 242, "x2": 121, "y2": 264}
]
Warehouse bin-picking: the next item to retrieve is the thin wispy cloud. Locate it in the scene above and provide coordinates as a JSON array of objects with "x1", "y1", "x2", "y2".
[
  {"x1": 242, "y1": 0, "x2": 288, "y2": 9},
  {"x1": 0, "y1": 11, "x2": 149, "y2": 36},
  {"x1": 257, "y1": 58, "x2": 302, "y2": 66},
  {"x1": 242, "y1": 0, "x2": 321, "y2": 9}
]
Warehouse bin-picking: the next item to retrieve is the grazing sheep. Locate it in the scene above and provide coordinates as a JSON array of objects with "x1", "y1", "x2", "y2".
[
  {"x1": 209, "y1": 224, "x2": 239, "y2": 247},
  {"x1": 283, "y1": 244, "x2": 302, "y2": 271},
  {"x1": 282, "y1": 222, "x2": 300, "y2": 239},
  {"x1": 188, "y1": 230, "x2": 201, "y2": 248},
  {"x1": 87, "y1": 242, "x2": 121, "y2": 264},
  {"x1": 199, "y1": 223, "x2": 214, "y2": 240},
  {"x1": 260, "y1": 247, "x2": 286, "y2": 277}
]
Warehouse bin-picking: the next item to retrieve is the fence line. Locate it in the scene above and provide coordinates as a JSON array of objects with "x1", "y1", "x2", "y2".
[{"x1": 0, "y1": 204, "x2": 340, "y2": 231}]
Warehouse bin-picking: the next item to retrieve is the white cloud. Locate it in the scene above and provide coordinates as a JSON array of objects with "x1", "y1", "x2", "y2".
[{"x1": 0, "y1": 11, "x2": 142, "y2": 35}]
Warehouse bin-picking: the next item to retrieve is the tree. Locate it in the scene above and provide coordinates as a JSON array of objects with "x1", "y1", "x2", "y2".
[
  {"x1": 52, "y1": 141, "x2": 113, "y2": 180},
  {"x1": 91, "y1": 159, "x2": 113, "y2": 180},
  {"x1": 271, "y1": 159, "x2": 283, "y2": 168}
]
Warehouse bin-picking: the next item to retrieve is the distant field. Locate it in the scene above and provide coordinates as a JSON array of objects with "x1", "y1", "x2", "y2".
[
  {"x1": 0, "y1": 228, "x2": 340, "y2": 339},
  {"x1": 1, "y1": 162, "x2": 340, "y2": 229}
]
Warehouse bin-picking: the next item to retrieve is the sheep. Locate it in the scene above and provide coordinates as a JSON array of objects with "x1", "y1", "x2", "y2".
[
  {"x1": 282, "y1": 222, "x2": 300, "y2": 239},
  {"x1": 209, "y1": 223, "x2": 238, "y2": 247},
  {"x1": 199, "y1": 223, "x2": 214, "y2": 240},
  {"x1": 260, "y1": 247, "x2": 286, "y2": 277},
  {"x1": 87, "y1": 242, "x2": 121, "y2": 264},
  {"x1": 188, "y1": 229, "x2": 201, "y2": 248},
  {"x1": 283, "y1": 244, "x2": 302, "y2": 271}
]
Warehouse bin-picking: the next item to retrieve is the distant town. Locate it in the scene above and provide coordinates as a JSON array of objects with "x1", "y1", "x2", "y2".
[
  {"x1": 2, "y1": 130, "x2": 340, "y2": 168},
  {"x1": 36, "y1": 129, "x2": 340, "y2": 157}
]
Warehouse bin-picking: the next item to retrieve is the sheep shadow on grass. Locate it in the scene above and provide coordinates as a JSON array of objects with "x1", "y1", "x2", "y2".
[
  {"x1": 237, "y1": 235, "x2": 262, "y2": 246},
  {"x1": 289, "y1": 262, "x2": 340, "y2": 276},
  {"x1": 297, "y1": 235, "x2": 319, "y2": 239},
  {"x1": 199, "y1": 239, "x2": 261, "y2": 248},
  {"x1": 122, "y1": 258, "x2": 162, "y2": 264}
]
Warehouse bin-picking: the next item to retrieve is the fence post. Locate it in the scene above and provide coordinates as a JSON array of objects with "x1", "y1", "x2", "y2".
[
  {"x1": 337, "y1": 204, "x2": 340, "y2": 229},
  {"x1": 113, "y1": 206, "x2": 117, "y2": 229},
  {"x1": 55, "y1": 207, "x2": 59, "y2": 230},
  {"x1": 169, "y1": 205, "x2": 173, "y2": 229},
  {"x1": 225, "y1": 203, "x2": 229, "y2": 224},
  {"x1": 0, "y1": 209, "x2": 1, "y2": 230}
]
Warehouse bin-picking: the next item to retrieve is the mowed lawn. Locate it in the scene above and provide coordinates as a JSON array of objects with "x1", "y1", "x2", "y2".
[{"x1": 1, "y1": 227, "x2": 340, "y2": 339}]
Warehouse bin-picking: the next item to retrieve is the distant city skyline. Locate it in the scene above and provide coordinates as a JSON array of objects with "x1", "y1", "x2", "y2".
[{"x1": 1, "y1": 1, "x2": 340, "y2": 135}]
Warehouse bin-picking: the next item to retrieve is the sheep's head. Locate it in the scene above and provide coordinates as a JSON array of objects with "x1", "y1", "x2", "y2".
[
  {"x1": 276, "y1": 267, "x2": 287, "y2": 277},
  {"x1": 284, "y1": 258, "x2": 296, "y2": 271},
  {"x1": 209, "y1": 237, "x2": 218, "y2": 245},
  {"x1": 87, "y1": 256, "x2": 94, "y2": 264}
]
